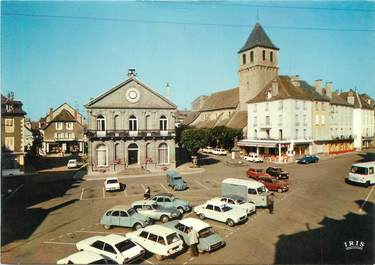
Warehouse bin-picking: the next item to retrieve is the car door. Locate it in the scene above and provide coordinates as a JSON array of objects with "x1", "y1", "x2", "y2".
[
  {"x1": 175, "y1": 223, "x2": 188, "y2": 243},
  {"x1": 214, "y1": 206, "x2": 224, "y2": 222},
  {"x1": 147, "y1": 233, "x2": 159, "y2": 253},
  {"x1": 204, "y1": 204, "x2": 214, "y2": 219},
  {"x1": 110, "y1": 211, "x2": 120, "y2": 226},
  {"x1": 156, "y1": 197, "x2": 165, "y2": 208},
  {"x1": 247, "y1": 188, "x2": 259, "y2": 205},
  {"x1": 119, "y1": 210, "x2": 130, "y2": 227},
  {"x1": 144, "y1": 205, "x2": 158, "y2": 219},
  {"x1": 103, "y1": 243, "x2": 119, "y2": 263},
  {"x1": 163, "y1": 197, "x2": 173, "y2": 208},
  {"x1": 90, "y1": 240, "x2": 105, "y2": 255}
]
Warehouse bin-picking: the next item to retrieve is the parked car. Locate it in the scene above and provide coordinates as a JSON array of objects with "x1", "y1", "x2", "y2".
[
  {"x1": 211, "y1": 148, "x2": 227, "y2": 156},
  {"x1": 266, "y1": 167, "x2": 289, "y2": 179},
  {"x1": 67, "y1": 159, "x2": 78, "y2": 168},
  {"x1": 211, "y1": 196, "x2": 256, "y2": 215},
  {"x1": 221, "y1": 178, "x2": 270, "y2": 207},
  {"x1": 243, "y1": 153, "x2": 263, "y2": 163},
  {"x1": 166, "y1": 171, "x2": 188, "y2": 190},
  {"x1": 246, "y1": 168, "x2": 270, "y2": 179},
  {"x1": 104, "y1": 177, "x2": 121, "y2": 192},
  {"x1": 248, "y1": 174, "x2": 288, "y2": 193},
  {"x1": 297, "y1": 155, "x2": 319, "y2": 164},
  {"x1": 57, "y1": 251, "x2": 116, "y2": 264},
  {"x1": 131, "y1": 200, "x2": 180, "y2": 223},
  {"x1": 346, "y1": 161, "x2": 375, "y2": 187},
  {"x1": 126, "y1": 224, "x2": 184, "y2": 261},
  {"x1": 100, "y1": 205, "x2": 152, "y2": 230},
  {"x1": 76, "y1": 234, "x2": 145, "y2": 264},
  {"x1": 164, "y1": 217, "x2": 225, "y2": 253},
  {"x1": 201, "y1": 146, "x2": 214, "y2": 154},
  {"x1": 151, "y1": 193, "x2": 191, "y2": 214},
  {"x1": 193, "y1": 199, "x2": 248, "y2": 227}
]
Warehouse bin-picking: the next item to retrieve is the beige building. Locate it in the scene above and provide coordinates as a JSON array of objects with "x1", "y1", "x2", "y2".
[{"x1": 85, "y1": 70, "x2": 177, "y2": 173}]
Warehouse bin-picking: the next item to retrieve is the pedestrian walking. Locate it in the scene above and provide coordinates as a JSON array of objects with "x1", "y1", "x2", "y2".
[
  {"x1": 144, "y1": 186, "x2": 151, "y2": 199},
  {"x1": 187, "y1": 227, "x2": 199, "y2": 257},
  {"x1": 269, "y1": 193, "x2": 275, "y2": 214}
]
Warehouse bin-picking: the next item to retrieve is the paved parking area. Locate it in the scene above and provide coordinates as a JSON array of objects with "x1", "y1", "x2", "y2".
[{"x1": 1, "y1": 151, "x2": 374, "y2": 264}]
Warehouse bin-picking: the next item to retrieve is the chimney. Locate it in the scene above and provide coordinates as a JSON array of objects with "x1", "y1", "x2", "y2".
[
  {"x1": 271, "y1": 79, "x2": 279, "y2": 96},
  {"x1": 290, "y1": 75, "x2": 300, "y2": 87},
  {"x1": 48, "y1": 107, "x2": 53, "y2": 121},
  {"x1": 128, "y1": 68, "x2": 137, "y2": 78},
  {"x1": 74, "y1": 109, "x2": 78, "y2": 120},
  {"x1": 324, "y1": 81, "x2": 333, "y2": 98},
  {"x1": 315, "y1": 79, "x2": 322, "y2": 95},
  {"x1": 347, "y1": 91, "x2": 355, "y2": 105}
]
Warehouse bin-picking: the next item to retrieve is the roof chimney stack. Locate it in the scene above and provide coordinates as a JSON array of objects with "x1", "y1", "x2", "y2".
[
  {"x1": 165, "y1": 83, "x2": 171, "y2": 100},
  {"x1": 290, "y1": 75, "x2": 300, "y2": 87},
  {"x1": 128, "y1": 68, "x2": 137, "y2": 78},
  {"x1": 315, "y1": 79, "x2": 322, "y2": 95},
  {"x1": 324, "y1": 81, "x2": 333, "y2": 98}
]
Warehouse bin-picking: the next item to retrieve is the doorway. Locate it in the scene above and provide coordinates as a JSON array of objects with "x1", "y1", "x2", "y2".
[{"x1": 128, "y1": 143, "x2": 138, "y2": 165}]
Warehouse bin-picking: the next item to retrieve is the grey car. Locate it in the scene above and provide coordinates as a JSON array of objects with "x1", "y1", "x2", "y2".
[
  {"x1": 100, "y1": 205, "x2": 151, "y2": 230},
  {"x1": 131, "y1": 200, "x2": 181, "y2": 223},
  {"x1": 164, "y1": 217, "x2": 225, "y2": 253},
  {"x1": 151, "y1": 193, "x2": 191, "y2": 214}
]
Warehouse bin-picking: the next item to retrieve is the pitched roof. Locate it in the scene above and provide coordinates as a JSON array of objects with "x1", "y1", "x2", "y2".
[
  {"x1": 199, "y1": 87, "x2": 239, "y2": 111},
  {"x1": 238, "y1": 23, "x2": 279, "y2": 53},
  {"x1": 226, "y1": 111, "x2": 248, "y2": 129},
  {"x1": 182, "y1": 111, "x2": 200, "y2": 126},
  {"x1": 248, "y1": 75, "x2": 330, "y2": 103},
  {"x1": 339, "y1": 91, "x2": 374, "y2": 110},
  {"x1": 52, "y1": 109, "x2": 76, "y2": 122},
  {"x1": 330, "y1": 92, "x2": 353, "y2": 107}
]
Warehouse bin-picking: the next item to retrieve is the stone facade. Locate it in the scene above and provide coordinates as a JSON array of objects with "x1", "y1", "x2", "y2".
[{"x1": 85, "y1": 72, "x2": 177, "y2": 174}]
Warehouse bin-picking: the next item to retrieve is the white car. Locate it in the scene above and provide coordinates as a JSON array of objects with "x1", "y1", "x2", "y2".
[
  {"x1": 211, "y1": 196, "x2": 256, "y2": 215},
  {"x1": 76, "y1": 234, "x2": 145, "y2": 264},
  {"x1": 57, "y1": 251, "x2": 115, "y2": 264},
  {"x1": 194, "y1": 200, "x2": 248, "y2": 227},
  {"x1": 104, "y1": 177, "x2": 121, "y2": 192},
  {"x1": 244, "y1": 154, "x2": 263, "y2": 163},
  {"x1": 201, "y1": 146, "x2": 213, "y2": 154},
  {"x1": 211, "y1": 148, "x2": 227, "y2": 156},
  {"x1": 126, "y1": 224, "x2": 184, "y2": 261},
  {"x1": 67, "y1": 159, "x2": 78, "y2": 168}
]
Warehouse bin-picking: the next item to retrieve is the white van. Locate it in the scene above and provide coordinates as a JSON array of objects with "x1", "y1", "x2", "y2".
[
  {"x1": 347, "y1": 162, "x2": 375, "y2": 187},
  {"x1": 221, "y1": 178, "x2": 270, "y2": 207}
]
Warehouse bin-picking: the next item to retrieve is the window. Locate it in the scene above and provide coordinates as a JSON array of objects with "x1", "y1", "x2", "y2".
[
  {"x1": 96, "y1": 144, "x2": 107, "y2": 166},
  {"x1": 129, "y1": 115, "x2": 137, "y2": 131},
  {"x1": 242, "y1": 54, "x2": 246, "y2": 64},
  {"x1": 304, "y1": 129, "x2": 307, "y2": 139},
  {"x1": 114, "y1": 115, "x2": 120, "y2": 130},
  {"x1": 253, "y1": 104, "x2": 257, "y2": 112},
  {"x1": 295, "y1": 101, "x2": 299, "y2": 110},
  {"x1": 266, "y1": 116, "x2": 270, "y2": 125},
  {"x1": 56, "y1": 122, "x2": 63, "y2": 130},
  {"x1": 120, "y1": 211, "x2": 128, "y2": 217},
  {"x1": 164, "y1": 198, "x2": 171, "y2": 203},
  {"x1": 104, "y1": 244, "x2": 117, "y2": 254},
  {"x1": 315, "y1": 102, "x2": 319, "y2": 111},
  {"x1": 6, "y1": 104, "x2": 14, "y2": 112},
  {"x1": 303, "y1": 101, "x2": 307, "y2": 110},
  {"x1": 106, "y1": 211, "x2": 112, "y2": 216},
  {"x1": 278, "y1": 101, "x2": 283, "y2": 110},
  {"x1": 321, "y1": 115, "x2": 325, "y2": 125},
  {"x1": 112, "y1": 211, "x2": 120, "y2": 216},
  {"x1": 5, "y1": 137, "x2": 14, "y2": 151},
  {"x1": 303, "y1": 114, "x2": 307, "y2": 125},
  {"x1": 206, "y1": 204, "x2": 213, "y2": 210},
  {"x1": 4, "y1": 119, "x2": 14, "y2": 133},
  {"x1": 157, "y1": 236, "x2": 166, "y2": 245},
  {"x1": 270, "y1": 51, "x2": 273, "y2": 62},
  {"x1": 214, "y1": 206, "x2": 221, "y2": 212},
  {"x1": 250, "y1": 51, "x2": 254, "y2": 62},
  {"x1": 278, "y1": 114, "x2": 283, "y2": 126},
  {"x1": 160, "y1": 115, "x2": 168, "y2": 131},
  {"x1": 315, "y1": 115, "x2": 319, "y2": 125},
  {"x1": 148, "y1": 233, "x2": 158, "y2": 242},
  {"x1": 158, "y1": 143, "x2": 168, "y2": 164},
  {"x1": 295, "y1": 114, "x2": 299, "y2": 125},
  {"x1": 96, "y1": 115, "x2": 106, "y2": 131},
  {"x1": 66, "y1": 122, "x2": 73, "y2": 130},
  {"x1": 295, "y1": 129, "x2": 299, "y2": 139},
  {"x1": 265, "y1": 102, "x2": 269, "y2": 110},
  {"x1": 248, "y1": 188, "x2": 257, "y2": 195},
  {"x1": 92, "y1": 241, "x2": 105, "y2": 250},
  {"x1": 262, "y1": 50, "x2": 266, "y2": 61},
  {"x1": 139, "y1": 231, "x2": 149, "y2": 239},
  {"x1": 321, "y1": 102, "x2": 325, "y2": 110}
]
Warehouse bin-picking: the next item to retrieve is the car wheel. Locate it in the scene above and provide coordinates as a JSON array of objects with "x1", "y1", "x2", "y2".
[
  {"x1": 177, "y1": 207, "x2": 184, "y2": 215},
  {"x1": 155, "y1": 254, "x2": 164, "y2": 261},
  {"x1": 161, "y1": 215, "x2": 169, "y2": 223},
  {"x1": 199, "y1": 213, "x2": 205, "y2": 220},
  {"x1": 277, "y1": 188, "x2": 282, "y2": 193},
  {"x1": 173, "y1": 186, "x2": 177, "y2": 191},
  {"x1": 366, "y1": 181, "x2": 371, "y2": 188},
  {"x1": 226, "y1": 219, "x2": 235, "y2": 227},
  {"x1": 133, "y1": 223, "x2": 143, "y2": 230},
  {"x1": 104, "y1": 225, "x2": 111, "y2": 230}
]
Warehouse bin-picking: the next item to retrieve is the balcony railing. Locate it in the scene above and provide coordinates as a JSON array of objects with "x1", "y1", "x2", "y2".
[{"x1": 86, "y1": 129, "x2": 176, "y2": 139}]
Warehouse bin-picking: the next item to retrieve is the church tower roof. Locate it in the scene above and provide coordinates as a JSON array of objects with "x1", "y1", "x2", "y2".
[{"x1": 238, "y1": 23, "x2": 279, "y2": 53}]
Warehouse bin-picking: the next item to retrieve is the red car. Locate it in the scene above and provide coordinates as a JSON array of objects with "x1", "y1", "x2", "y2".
[{"x1": 247, "y1": 168, "x2": 289, "y2": 192}]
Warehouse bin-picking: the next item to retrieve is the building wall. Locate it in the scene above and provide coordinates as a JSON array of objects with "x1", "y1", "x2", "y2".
[
  {"x1": 44, "y1": 121, "x2": 84, "y2": 142},
  {"x1": 1, "y1": 116, "x2": 25, "y2": 168},
  {"x1": 312, "y1": 101, "x2": 330, "y2": 141},
  {"x1": 238, "y1": 47, "x2": 278, "y2": 111},
  {"x1": 329, "y1": 104, "x2": 353, "y2": 139}
]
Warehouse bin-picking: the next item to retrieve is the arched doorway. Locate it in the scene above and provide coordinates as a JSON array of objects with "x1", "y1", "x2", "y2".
[
  {"x1": 128, "y1": 143, "x2": 138, "y2": 165},
  {"x1": 96, "y1": 144, "x2": 107, "y2": 167}
]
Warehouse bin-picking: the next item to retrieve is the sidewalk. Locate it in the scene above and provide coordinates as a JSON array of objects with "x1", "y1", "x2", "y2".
[{"x1": 82, "y1": 163, "x2": 205, "y2": 181}]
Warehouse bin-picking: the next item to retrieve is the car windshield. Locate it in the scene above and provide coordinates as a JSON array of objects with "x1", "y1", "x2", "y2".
[
  {"x1": 127, "y1": 208, "x2": 136, "y2": 216},
  {"x1": 257, "y1": 186, "x2": 267, "y2": 194},
  {"x1": 199, "y1": 227, "x2": 215, "y2": 238},
  {"x1": 257, "y1": 169, "x2": 263, "y2": 172},
  {"x1": 166, "y1": 233, "x2": 180, "y2": 245},
  {"x1": 351, "y1": 166, "x2": 368, "y2": 175},
  {"x1": 115, "y1": 239, "x2": 136, "y2": 253},
  {"x1": 173, "y1": 177, "x2": 182, "y2": 180},
  {"x1": 107, "y1": 179, "x2": 118, "y2": 184},
  {"x1": 221, "y1": 205, "x2": 232, "y2": 212}
]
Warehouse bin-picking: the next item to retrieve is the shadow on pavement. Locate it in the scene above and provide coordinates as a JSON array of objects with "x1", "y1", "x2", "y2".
[
  {"x1": 355, "y1": 151, "x2": 375, "y2": 163},
  {"x1": 274, "y1": 200, "x2": 374, "y2": 264}
]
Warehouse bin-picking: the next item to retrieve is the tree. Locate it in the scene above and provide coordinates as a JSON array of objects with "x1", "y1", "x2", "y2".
[
  {"x1": 180, "y1": 128, "x2": 210, "y2": 155},
  {"x1": 209, "y1": 126, "x2": 243, "y2": 150},
  {"x1": 175, "y1": 124, "x2": 191, "y2": 147}
]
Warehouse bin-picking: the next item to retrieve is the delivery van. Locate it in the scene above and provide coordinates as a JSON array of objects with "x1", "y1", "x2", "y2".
[
  {"x1": 347, "y1": 162, "x2": 375, "y2": 187},
  {"x1": 221, "y1": 178, "x2": 270, "y2": 207}
]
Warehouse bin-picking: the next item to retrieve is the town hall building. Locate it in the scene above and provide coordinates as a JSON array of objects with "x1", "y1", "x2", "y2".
[{"x1": 85, "y1": 70, "x2": 177, "y2": 173}]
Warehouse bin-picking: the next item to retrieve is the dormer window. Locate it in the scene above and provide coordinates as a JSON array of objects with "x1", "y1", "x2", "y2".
[
  {"x1": 5, "y1": 104, "x2": 13, "y2": 112},
  {"x1": 262, "y1": 50, "x2": 266, "y2": 61},
  {"x1": 242, "y1": 54, "x2": 246, "y2": 65},
  {"x1": 250, "y1": 51, "x2": 254, "y2": 62}
]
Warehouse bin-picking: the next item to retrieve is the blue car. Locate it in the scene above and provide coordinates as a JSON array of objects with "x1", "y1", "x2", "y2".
[{"x1": 297, "y1": 155, "x2": 319, "y2": 164}]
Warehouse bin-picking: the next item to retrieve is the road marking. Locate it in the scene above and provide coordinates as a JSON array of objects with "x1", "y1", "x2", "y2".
[
  {"x1": 75, "y1": 230, "x2": 121, "y2": 235},
  {"x1": 141, "y1": 258, "x2": 154, "y2": 265},
  {"x1": 141, "y1": 184, "x2": 146, "y2": 191},
  {"x1": 49, "y1": 238, "x2": 55, "y2": 241},
  {"x1": 359, "y1": 185, "x2": 375, "y2": 213},
  {"x1": 80, "y1": 227, "x2": 85, "y2": 231},
  {"x1": 102, "y1": 187, "x2": 105, "y2": 199},
  {"x1": 210, "y1": 223, "x2": 236, "y2": 232},
  {"x1": 58, "y1": 235, "x2": 64, "y2": 238},
  {"x1": 189, "y1": 257, "x2": 194, "y2": 261},
  {"x1": 123, "y1": 190, "x2": 128, "y2": 197},
  {"x1": 160, "y1": 183, "x2": 169, "y2": 192},
  {"x1": 42, "y1": 241, "x2": 75, "y2": 245},
  {"x1": 5, "y1": 184, "x2": 25, "y2": 200},
  {"x1": 194, "y1": 180, "x2": 209, "y2": 190},
  {"x1": 80, "y1": 188, "x2": 85, "y2": 200}
]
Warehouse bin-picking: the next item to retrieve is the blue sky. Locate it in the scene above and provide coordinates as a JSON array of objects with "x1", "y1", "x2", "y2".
[{"x1": 2, "y1": 1, "x2": 375, "y2": 120}]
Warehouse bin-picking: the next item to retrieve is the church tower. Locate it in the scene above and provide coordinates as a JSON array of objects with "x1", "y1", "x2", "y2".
[{"x1": 238, "y1": 23, "x2": 279, "y2": 110}]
